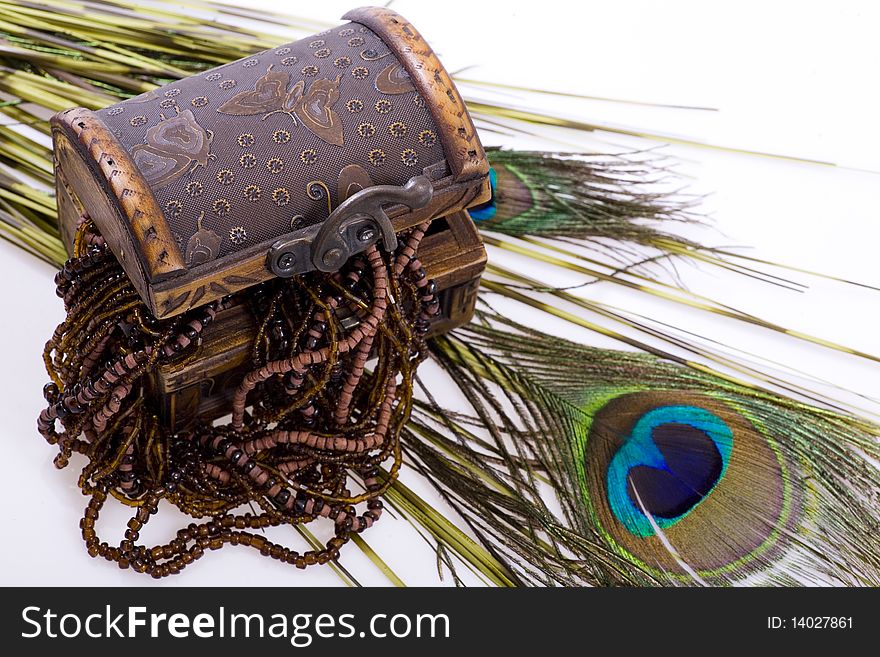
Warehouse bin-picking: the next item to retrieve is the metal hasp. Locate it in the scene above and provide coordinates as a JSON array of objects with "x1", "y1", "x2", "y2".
[{"x1": 267, "y1": 175, "x2": 433, "y2": 277}]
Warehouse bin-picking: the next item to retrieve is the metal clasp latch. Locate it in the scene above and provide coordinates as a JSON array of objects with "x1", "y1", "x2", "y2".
[{"x1": 267, "y1": 175, "x2": 433, "y2": 277}]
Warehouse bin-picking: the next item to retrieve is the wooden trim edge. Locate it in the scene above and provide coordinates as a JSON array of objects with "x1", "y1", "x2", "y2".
[
  {"x1": 343, "y1": 7, "x2": 490, "y2": 188},
  {"x1": 50, "y1": 107, "x2": 186, "y2": 282}
]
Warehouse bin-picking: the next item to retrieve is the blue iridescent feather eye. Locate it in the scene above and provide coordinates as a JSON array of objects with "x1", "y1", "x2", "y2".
[
  {"x1": 605, "y1": 405, "x2": 733, "y2": 537},
  {"x1": 468, "y1": 167, "x2": 497, "y2": 221},
  {"x1": 581, "y1": 390, "x2": 795, "y2": 581}
]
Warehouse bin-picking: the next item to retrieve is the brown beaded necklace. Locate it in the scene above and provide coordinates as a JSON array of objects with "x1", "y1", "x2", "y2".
[{"x1": 38, "y1": 217, "x2": 439, "y2": 578}]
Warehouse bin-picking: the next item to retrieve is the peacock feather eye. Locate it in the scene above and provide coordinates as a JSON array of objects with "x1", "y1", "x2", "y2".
[
  {"x1": 582, "y1": 391, "x2": 794, "y2": 580},
  {"x1": 605, "y1": 405, "x2": 733, "y2": 537},
  {"x1": 468, "y1": 166, "x2": 497, "y2": 221}
]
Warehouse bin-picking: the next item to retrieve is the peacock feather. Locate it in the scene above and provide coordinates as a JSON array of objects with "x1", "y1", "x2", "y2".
[
  {"x1": 471, "y1": 149, "x2": 695, "y2": 245},
  {"x1": 406, "y1": 312, "x2": 880, "y2": 586}
]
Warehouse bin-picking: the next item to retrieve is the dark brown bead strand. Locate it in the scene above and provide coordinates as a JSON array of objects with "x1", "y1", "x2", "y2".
[{"x1": 37, "y1": 216, "x2": 437, "y2": 577}]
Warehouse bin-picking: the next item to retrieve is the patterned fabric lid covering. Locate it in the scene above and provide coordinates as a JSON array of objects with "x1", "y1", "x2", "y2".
[{"x1": 94, "y1": 21, "x2": 444, "y2": 268}]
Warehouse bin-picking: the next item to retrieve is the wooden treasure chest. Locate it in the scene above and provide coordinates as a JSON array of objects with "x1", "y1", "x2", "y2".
[{"x1": 50, "y1": 7, "x2": 490, "y2": 432}]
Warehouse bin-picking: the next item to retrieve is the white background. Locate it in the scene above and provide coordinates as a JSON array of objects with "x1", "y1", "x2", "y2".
[{"x1": 0, "y1": 0, "x2": 878, "y2": 586}]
